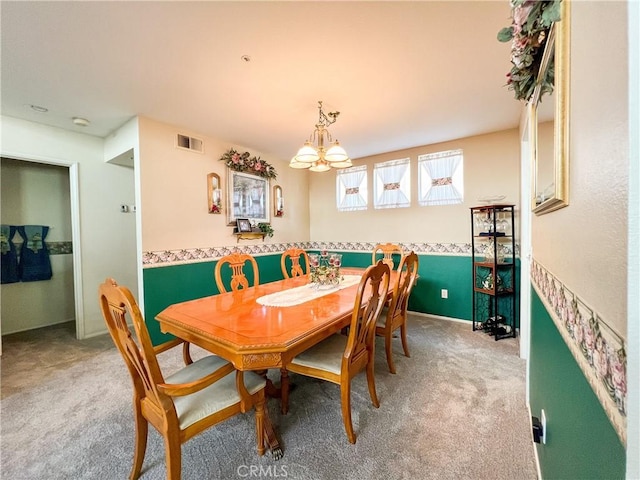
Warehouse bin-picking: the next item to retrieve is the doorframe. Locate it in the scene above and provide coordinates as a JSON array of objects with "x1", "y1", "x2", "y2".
[
  {"x1": 0, "y1": 152, "x2": 84, "y2": 340},
  {"x1": 519, "y1": 103, "x2": 533, "y2": 399}
]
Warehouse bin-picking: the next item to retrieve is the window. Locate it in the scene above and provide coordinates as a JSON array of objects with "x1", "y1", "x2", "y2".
[
  {"x1": 336, "y1": 165, "x2": 368, "y2": 211},
  {"x1": 373, "y1": 158, "x2": 410, "y2": 209},
  {"x1": 418, "y1": 149, "x2": 464, "y2": 206}
]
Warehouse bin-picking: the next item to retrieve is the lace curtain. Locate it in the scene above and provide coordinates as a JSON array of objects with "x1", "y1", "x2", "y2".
[
  {"x1": 336, "y1": 165, "x2": 368, "y2": 211},
  {"x1": 418, "y1": 149, "x2": 464, "y2": 206},
  {"x1": 373, "y1": 158, "x2": 410, "y2": 209}
]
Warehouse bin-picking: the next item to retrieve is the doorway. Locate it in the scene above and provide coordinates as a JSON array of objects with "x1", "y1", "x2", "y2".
[{"x1": 0, "y1": 157, "x2": 83, "y2": 352}]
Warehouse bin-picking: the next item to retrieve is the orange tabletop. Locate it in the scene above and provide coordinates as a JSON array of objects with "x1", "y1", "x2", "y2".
[{"x1": 156, "y1": 267, "x2": 396, "y2": 370}]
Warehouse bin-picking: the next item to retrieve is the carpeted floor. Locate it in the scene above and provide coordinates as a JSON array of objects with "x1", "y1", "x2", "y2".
[{"x1": 1, "y1": 315, "x2": 538, "y2": 480}]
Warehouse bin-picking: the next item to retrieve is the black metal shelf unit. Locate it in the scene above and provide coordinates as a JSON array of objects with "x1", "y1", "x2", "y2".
[{"x1": 470, "y1": 204, "x2": 517, "y2": 340}]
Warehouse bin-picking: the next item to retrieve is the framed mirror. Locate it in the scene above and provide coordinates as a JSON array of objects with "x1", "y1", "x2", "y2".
[
  {"x1": 273, "y1": 185, "x2": 284, "y2": 217},
  {"x1": 207, "y1": 172, "x2": 222, "y2": 214},
  {"x1": 531, "y1": 0, "x2": 570, "y2": 215}
]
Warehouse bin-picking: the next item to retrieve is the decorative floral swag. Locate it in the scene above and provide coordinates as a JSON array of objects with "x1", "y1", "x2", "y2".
[
  {"x1": 219, "y1": 149, "x2": 277, "y2": 179},
  {"x1": 498, "y1": 0, "x2": 562, "y2": 102}
]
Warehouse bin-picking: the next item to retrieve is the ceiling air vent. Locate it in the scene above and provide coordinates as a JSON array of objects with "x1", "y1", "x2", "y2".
[{"x1": 176, "y1": 133, "x2": 204, "y2": 153}]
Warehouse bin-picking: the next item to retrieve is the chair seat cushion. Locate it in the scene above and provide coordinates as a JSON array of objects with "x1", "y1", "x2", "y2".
[
  {"x1": 290, "y1": 333, "x2": 347, "y2": 375},
  {"x1": 376, "y1": 306, "x2": 389, "y2": 328},
  {"x1": 166, "y1": 356, "x2": 266, "y2": 430}
]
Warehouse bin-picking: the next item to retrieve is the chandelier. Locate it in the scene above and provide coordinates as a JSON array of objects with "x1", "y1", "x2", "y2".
[{"x1": 289, "y1": 101, "x2": 352, "y2": 172}]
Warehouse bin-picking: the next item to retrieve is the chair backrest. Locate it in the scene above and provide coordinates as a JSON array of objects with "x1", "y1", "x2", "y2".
[
  {"x1": 372, "y1": 243, "x2": 404, "y2": 270},
  {"x1": 98, "y1": 278, "x2": 169, "y2": 415},
  {"x1": 214, "y1": 252, "x2": 259, "y2": 293},
  {"x1": 386, "y1": 251, "x2": 419, "y2": 326},
  {"x1": 344, "y1": 261, "x2": 391, "y2": 368},
  {"x1": 281, "y1": 248, "x2": 309, "y2": 278}
]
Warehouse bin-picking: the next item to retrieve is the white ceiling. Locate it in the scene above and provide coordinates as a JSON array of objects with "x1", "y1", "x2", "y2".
[{"x1": 1, "y1": 1, "x2": 523, "y2": 161}]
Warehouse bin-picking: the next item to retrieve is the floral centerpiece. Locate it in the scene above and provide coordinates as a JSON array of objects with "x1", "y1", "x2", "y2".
[
  {"x1": 309, "y1": 251, "x2": 343, "y2": 290},
  {"x1": 497, "y1": 0, "x2": 562, "y2": 102},
  {"x1": 219, "y1": 148, "x2": 277, "y2": 179}
]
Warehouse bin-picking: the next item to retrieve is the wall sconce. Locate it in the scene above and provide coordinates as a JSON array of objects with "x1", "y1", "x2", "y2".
[
  {"x1": 207, "y1": 173, "x2": 222, "y2": 214},
  {"x1": 273, "y1": 185, "x2": 284, "y2": 217}
]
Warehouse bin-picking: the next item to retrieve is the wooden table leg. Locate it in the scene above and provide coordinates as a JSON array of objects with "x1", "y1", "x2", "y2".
[
  {"x1": 256, "y1": 369, "x2": 282, "y2": 398},
  {"x1": 262, "y1": 408, "x2": 283, "y2": 460},
  {"x1": 254, "y1": 370, "x2": 284, "y2": 459}
]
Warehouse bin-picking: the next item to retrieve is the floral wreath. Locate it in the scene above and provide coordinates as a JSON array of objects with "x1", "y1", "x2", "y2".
[
  {"x1": 498, "y1": 0, "x2": 562, "y2": 102},
  {"x1": 219, "y1": 149, "x2": 277, "y2": 179}
]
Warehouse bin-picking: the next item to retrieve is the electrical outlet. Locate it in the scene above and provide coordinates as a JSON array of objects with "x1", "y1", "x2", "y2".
[
  {"x1": 541, "y1": 409, "x2": 547, "y2": 444},
  {"x1": 441, "y1": 289, "x2": 448, "y2": 299}
]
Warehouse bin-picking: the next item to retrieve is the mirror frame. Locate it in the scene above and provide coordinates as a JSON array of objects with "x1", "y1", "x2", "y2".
[{"x1": 531, "y1": 0, "x2": 570, "y2": 215}]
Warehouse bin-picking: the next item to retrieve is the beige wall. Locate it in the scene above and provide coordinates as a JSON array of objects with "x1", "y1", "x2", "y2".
[
  {"x1": 138, "y1": 116, "x2": 310, "y2": 252},
  {"x1": 0, "y1": 115, "x2": 138, "y2": 338},
  {"x1": 532, "y1": 1, "x2": 628, "y2": 336},
  {"x1": 1, "y1": 159, "x2": 74, "y2": 333},
  {"x1": 309, "y1": 129, "x2": 521, "y2": 244}
]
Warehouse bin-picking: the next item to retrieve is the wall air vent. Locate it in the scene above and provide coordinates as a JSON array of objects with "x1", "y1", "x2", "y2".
[{"x1": 176, "y1": 133, "x2": 204, "y2": 153}]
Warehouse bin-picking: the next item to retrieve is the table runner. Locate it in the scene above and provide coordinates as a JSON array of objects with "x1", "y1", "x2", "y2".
[{"x1": 256, "y1": 274, "x2": 362, "y2": 307}]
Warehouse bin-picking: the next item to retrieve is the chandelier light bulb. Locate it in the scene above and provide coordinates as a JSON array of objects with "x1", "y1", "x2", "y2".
[
  {"x1": 295, "y1": 141, "x2": 320, "y2": 163},
  {"x1": 325, "y1": 141, "x2": 349, "y2": 163},
  {"x1": 329, "y1": 158, "x2": 353, "y2": 169},
  {"x1": 309, "y1": 160, "x2": 331, "y2": 172},
  {"x1": 289, "y1": 157, "x2": 311, "y2": 169}
]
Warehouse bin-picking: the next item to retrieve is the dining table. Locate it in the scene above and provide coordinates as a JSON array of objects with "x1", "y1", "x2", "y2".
[{"x1": 155, "y1": 266, "x2": 397, "y2": 459}]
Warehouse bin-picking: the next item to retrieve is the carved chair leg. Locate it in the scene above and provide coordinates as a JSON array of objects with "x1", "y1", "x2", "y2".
[
  {"x1": 384, "y1": 331, "x2": 396, "y2": 374},
  {"x1": 400, "y1": 323, "x2": 410, "y2": 358},
  {"x1": 280, "y1": 369, "x2": 289, "y2": 415},
  {"x1": 340, "y1": 381, "x2": 356, "y2": 444},
  {"x1": 366, "y1": 358, "x2": 380, "y2": 408},
  {"x1": 130, "y1": 402, "x2": 148, "y2": 480},
  {"x1": 163, "y1": 429, "x2": 182, "y2": 480}
]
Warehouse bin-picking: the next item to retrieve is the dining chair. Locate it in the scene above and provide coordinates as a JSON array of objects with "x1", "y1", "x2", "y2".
[
  {"x1": 280, "y1": 261, "x2": 391, "y2": 444},
  {"x1": 371, "y1": 243, "x2": 404, "y2": 270},
  {"x1": 376, "y1": 251, "x2": 419, "y2": 374},
  {"x1": 280, "y1": 248, "x2": 309, "y2": 278},
  {"x1": 214, "y1": 252, "x2": 259, "y2": 292},
  {"x1": 98, "y1": 278, "x2": 267, "y2": 480}
]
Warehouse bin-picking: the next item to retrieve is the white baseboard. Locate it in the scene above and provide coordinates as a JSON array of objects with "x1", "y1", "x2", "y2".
[{"x1": 407, "y1": 310, "x2": 470, "y2": 324}]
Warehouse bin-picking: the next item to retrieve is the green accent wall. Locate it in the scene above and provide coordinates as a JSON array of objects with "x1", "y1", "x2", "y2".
[
  {"x1": 310, "y1": 251, "x2": 476, "y2": 321},
  {"x1": 143, "y1": 252, "x2": 518, "y2": 345},
  {"x1": 529, "y1": 288, "x2": 626, "y2": 479}
]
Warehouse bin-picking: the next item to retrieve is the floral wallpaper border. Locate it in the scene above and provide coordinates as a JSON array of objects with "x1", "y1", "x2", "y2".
[
  {"x1": 8, "y1": 240, "x2": 73, "y2": 255},
  {"x1": 531, "y1": 259, "x2": 627, "y2": 445},
  {"x1": 142, "y1": 241, "x2": 521, "y2": 267},
  {"x1": 47, "y1": 241, "x2": 73, "y2": 255}
]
